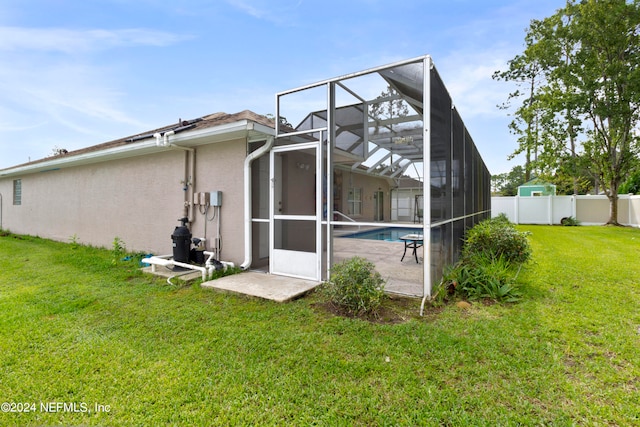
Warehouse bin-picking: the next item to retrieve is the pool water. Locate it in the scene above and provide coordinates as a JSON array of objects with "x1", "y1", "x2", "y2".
[{"x1": 341, "y1": 227, "x2": 423, "y2": 242}]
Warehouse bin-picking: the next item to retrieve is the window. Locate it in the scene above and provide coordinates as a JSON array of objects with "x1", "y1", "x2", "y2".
[
  {"x1": 347, "y1": 188, "x2": 362, "y2": 216},
  {"x1": 13, "y1": 179, "x2": 21, "y2": 205}
]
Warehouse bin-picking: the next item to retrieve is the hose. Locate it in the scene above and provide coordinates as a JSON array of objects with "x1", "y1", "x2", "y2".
[{"x1": 166, "y1": 269, "x2": 194, "y2": 286}]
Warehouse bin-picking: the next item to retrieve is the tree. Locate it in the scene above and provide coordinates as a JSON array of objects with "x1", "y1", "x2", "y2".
[
  {"x1": 620, "y1": 170, "x2": 640, "y2": 194},
  {"x1": 368, "y1": 86, "x2": 410, "y2": 135},
  {"x1": 493, "y1": 53, "x2": 544, "y2": 182},
  {"x1": 368, "y1": 86, "x2": 412, "y2": 175},
  {"x1": 494, "y1": 0, "x2": 640, "y2": 224},
  {"x1": 492, "y1": 165, "x2": 526, "y2": 196},
  {"x1": 544, "y1": 154, "x2": 594, "y2": 195}
]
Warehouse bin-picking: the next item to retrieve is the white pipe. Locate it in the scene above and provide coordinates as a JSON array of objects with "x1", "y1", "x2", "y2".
[
  {"x1": 161, "y1": 130, "x2": 196, "y2": 223},
  {"x1": 142, "y1": 255, "x2": 208, "y2": 281},
  {"x1": 241, "y1": 136, "x2": 275, "y2": 270},
  {"x1": 163, "y1": 130, "x2": 175, "y2": 146},
  {"x1": 216, "y1": 205, "x2": 221, "y2": 258},
  {"x1": 220, "y1": 260, "x2": 235, "y2": 269},
  {"x1": 153, "y1": 132, "x2": 162, "y2": 146},
  {"x1": 204, "y1": 250, "x2": 235, "y2": 271}
]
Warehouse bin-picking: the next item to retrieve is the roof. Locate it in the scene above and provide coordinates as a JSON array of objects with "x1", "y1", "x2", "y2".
[
  {"x1": 519, "y1": 177, "x2": 555, "y2": 187},
  {"x1": 1, "y1": 110, "x2": 275, "y2": 177}
]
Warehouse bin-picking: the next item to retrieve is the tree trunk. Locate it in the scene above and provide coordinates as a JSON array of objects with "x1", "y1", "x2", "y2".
[{"x1": 607, "y1": 184, "x2": 620, "y2": 225}]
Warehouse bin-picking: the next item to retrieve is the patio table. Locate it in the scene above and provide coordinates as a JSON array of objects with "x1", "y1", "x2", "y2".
[{"x1": 399, "y1": 234, "x2": 423, "y2": 263}]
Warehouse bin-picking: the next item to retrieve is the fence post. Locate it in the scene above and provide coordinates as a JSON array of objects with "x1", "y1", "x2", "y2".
[{"x1": 514, "y1": 195, "x2": 519, "y2": 224}]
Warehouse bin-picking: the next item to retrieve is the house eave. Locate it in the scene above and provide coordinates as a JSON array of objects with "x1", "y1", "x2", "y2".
[{"x1": 0, "y1": 120, "x2": 275, "y2": 178}]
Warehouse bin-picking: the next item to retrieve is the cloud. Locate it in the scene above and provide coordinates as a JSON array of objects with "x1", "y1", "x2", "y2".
[
  {"x1": 225, "y1": 0, "x2": 304, "y2": 26},
  {"x1": 0, "y1": 26, "x2": 191, "y2": 53},
  {"x1": 0, "y1": 24, "x2": 192, "y2": 143}
]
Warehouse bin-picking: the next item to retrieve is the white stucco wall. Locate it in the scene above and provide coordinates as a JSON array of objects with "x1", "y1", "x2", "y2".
[{"x1": 0, "y1": 137, "x2": 247, "y2": 265}]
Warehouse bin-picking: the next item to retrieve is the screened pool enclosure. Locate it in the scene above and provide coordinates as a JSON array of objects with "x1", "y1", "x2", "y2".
[{"x1": 250, "y1": 56, "x2": 490, "y2": 300}]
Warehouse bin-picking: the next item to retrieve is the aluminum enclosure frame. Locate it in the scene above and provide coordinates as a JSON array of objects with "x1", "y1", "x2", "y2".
[{"x1": 273, "y1": 55, "x2": 491, "y2": 301}]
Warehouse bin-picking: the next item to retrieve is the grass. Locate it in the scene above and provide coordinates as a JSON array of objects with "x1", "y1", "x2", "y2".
[{"x1": 0, "y1": 227, "x2": 639, "y2": 425}]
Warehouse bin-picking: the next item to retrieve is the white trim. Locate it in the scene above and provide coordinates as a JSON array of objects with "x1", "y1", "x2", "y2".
[
  {"x1": 269, "y1": 142, "x2": 322, "y2": 281},
  {"x1": 274, "y1": 215, "x2": 317, "y2": 221},
  {"x1": 276, "y1": 55, "x2": 429, "y2": 97},
  {"x1": 1, "y1": 120, "x2": 274, "y2": 178},
  {"x1": 422, "y1": 55, "x2": 432, "y2": 306}
]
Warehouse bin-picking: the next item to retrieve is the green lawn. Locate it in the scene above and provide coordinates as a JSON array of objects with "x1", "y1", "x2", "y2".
[{"x1": 0, "y1": 226, "x2": 639, "y2": 426}]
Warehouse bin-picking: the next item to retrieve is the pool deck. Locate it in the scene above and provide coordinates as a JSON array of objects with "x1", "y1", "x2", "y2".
[{"x1": 333, "y1": 237, "x2": 424, "y2": 296}]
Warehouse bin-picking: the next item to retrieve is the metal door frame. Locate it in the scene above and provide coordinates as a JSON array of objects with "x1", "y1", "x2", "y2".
[{"x1": 269, "y1": 141, "x2": 322, "y2": 281}]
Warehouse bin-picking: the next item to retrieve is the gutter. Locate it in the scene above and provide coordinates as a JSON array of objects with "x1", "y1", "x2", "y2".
[
  {"x1": 240, "y1": 135, "x2": 274, "y2": 270},
  {"x1": 0, "y1": 140, "x2": 160, "y2": 178},
  {"x1": 0, "y1": 120, "x2": 270, "y2": 179}
]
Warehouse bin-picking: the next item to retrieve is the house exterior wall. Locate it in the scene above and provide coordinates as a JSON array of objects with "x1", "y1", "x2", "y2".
[
  {"x1": 336, "y1": 169, "x2": 391, "y2": 222},
  {"x1": 190, "y1": 139, "x2": 247, "y2": 264},
  {"x1": 0, "y1": 138, "x2": 247, "y2": 264},
  {"x1": 392, "y1": 188, "x2": 422, "y2": 222}
]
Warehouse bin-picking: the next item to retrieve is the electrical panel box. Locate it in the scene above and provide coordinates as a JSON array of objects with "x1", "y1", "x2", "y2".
[
  {"x1": 193, "y1": 192, "x2": 209, "y2": 206},
  {"x1": 209, "y1": 191, "x2": 222, "y2": 207}
]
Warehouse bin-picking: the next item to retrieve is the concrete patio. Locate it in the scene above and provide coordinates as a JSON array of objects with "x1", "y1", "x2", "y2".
[
  {"x1": 201, "y1": 272, "x2": 319, "y2": 302},
  {"x1": 333, "y1": 237, "x2": 424, "y2": 297}
]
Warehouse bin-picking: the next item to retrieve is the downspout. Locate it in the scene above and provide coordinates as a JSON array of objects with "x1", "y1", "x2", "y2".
[
  {"x1": 241, "y1": 136, "x2": 274, "y2": 270},
  {"x1": 0, "y1": 192, "x2": 3, "y2": 230},
  {"x1": 154, "y1": 130, "x2": 196, "y2": 223}
]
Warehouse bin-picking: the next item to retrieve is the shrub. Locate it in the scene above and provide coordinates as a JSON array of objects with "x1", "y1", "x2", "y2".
[
  {"x1": 323, "y1": 256, "x2": 386, "y2": 316},
  {"x1": 443, "y1": 254, "x2": 523, "y2": 303},
  {"x1": 111, "y1": 236, "x2": 126, "y2": 265},
  {"x1": 463, "y1": 216, "x2": 531, "y2": 266},
  {"x1": 437, "y1": 216, "x2": 531, "y2": 304},
  {"x1": 68, "y1": 234, "x2": 80, "y2": 249},
  {"x1": 561, "y1": 216, "x2": 580, "y2": 226}
]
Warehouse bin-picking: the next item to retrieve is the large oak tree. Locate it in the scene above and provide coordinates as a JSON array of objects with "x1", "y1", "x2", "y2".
[{"x1": 495, "y1": 0, "x2": 640, "y2": 224}]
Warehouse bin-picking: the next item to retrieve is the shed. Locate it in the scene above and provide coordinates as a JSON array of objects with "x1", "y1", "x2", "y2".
[{"x1": 518, "y1": 179, "x2": 556, "y2": 197}]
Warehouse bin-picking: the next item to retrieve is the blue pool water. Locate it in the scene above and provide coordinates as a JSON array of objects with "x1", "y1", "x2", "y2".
[{"x1": 341, "y1": 227, "x2": 423, "y2": 242}]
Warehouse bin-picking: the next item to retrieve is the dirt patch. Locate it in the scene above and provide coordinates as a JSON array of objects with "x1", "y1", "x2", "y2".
[
  {"x1": 312, "y1": 294, "x2": 443, "y2": 324},
  {"x1": 0, "y1": 232, "x2": 25, "y2": 239}
]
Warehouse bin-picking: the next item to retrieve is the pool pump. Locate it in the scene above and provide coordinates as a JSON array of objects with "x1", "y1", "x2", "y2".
[{"x1": 171, "y1": 217, "x2": 192, "y2": 269}]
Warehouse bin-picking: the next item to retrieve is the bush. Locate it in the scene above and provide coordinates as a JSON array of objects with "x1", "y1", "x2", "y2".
[
  {"x1": 323, "y1": 256, "x2": 386, "y2": 316},
  {"x1": 442, "y1": 254, "x2": 523, "y2": 303},
  {"x1": 463, "y1": 216, "x2": 531, "y2": 265},
  {"x1": 561, "y1": 216, "x2": 580, "y2": 226},
  {"x1": 111, "y1": 236, "x2": 126, "y2": 265},
  {"x1": 436, "y1": 216, "x2": 531, "y2": 304}
]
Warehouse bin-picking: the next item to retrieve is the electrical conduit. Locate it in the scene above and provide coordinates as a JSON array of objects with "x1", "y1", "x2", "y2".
[{"x1": 154, "y1": 131, "x2": 196, "y2": 223}]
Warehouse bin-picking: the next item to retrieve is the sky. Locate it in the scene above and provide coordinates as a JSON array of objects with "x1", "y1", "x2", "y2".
[{"x1": 0, "y1": 0, "x2": 566, "y2": 173}]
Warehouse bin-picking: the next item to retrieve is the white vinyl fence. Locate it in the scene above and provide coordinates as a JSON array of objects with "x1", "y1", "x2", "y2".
[{"x1": 492, "y1": 194, "x2": 640, "y2": 226}]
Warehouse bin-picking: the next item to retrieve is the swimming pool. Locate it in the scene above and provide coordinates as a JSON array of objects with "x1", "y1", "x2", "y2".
[{"x1": 340, "y1": 227, "x2": 423, "y2": 242}]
